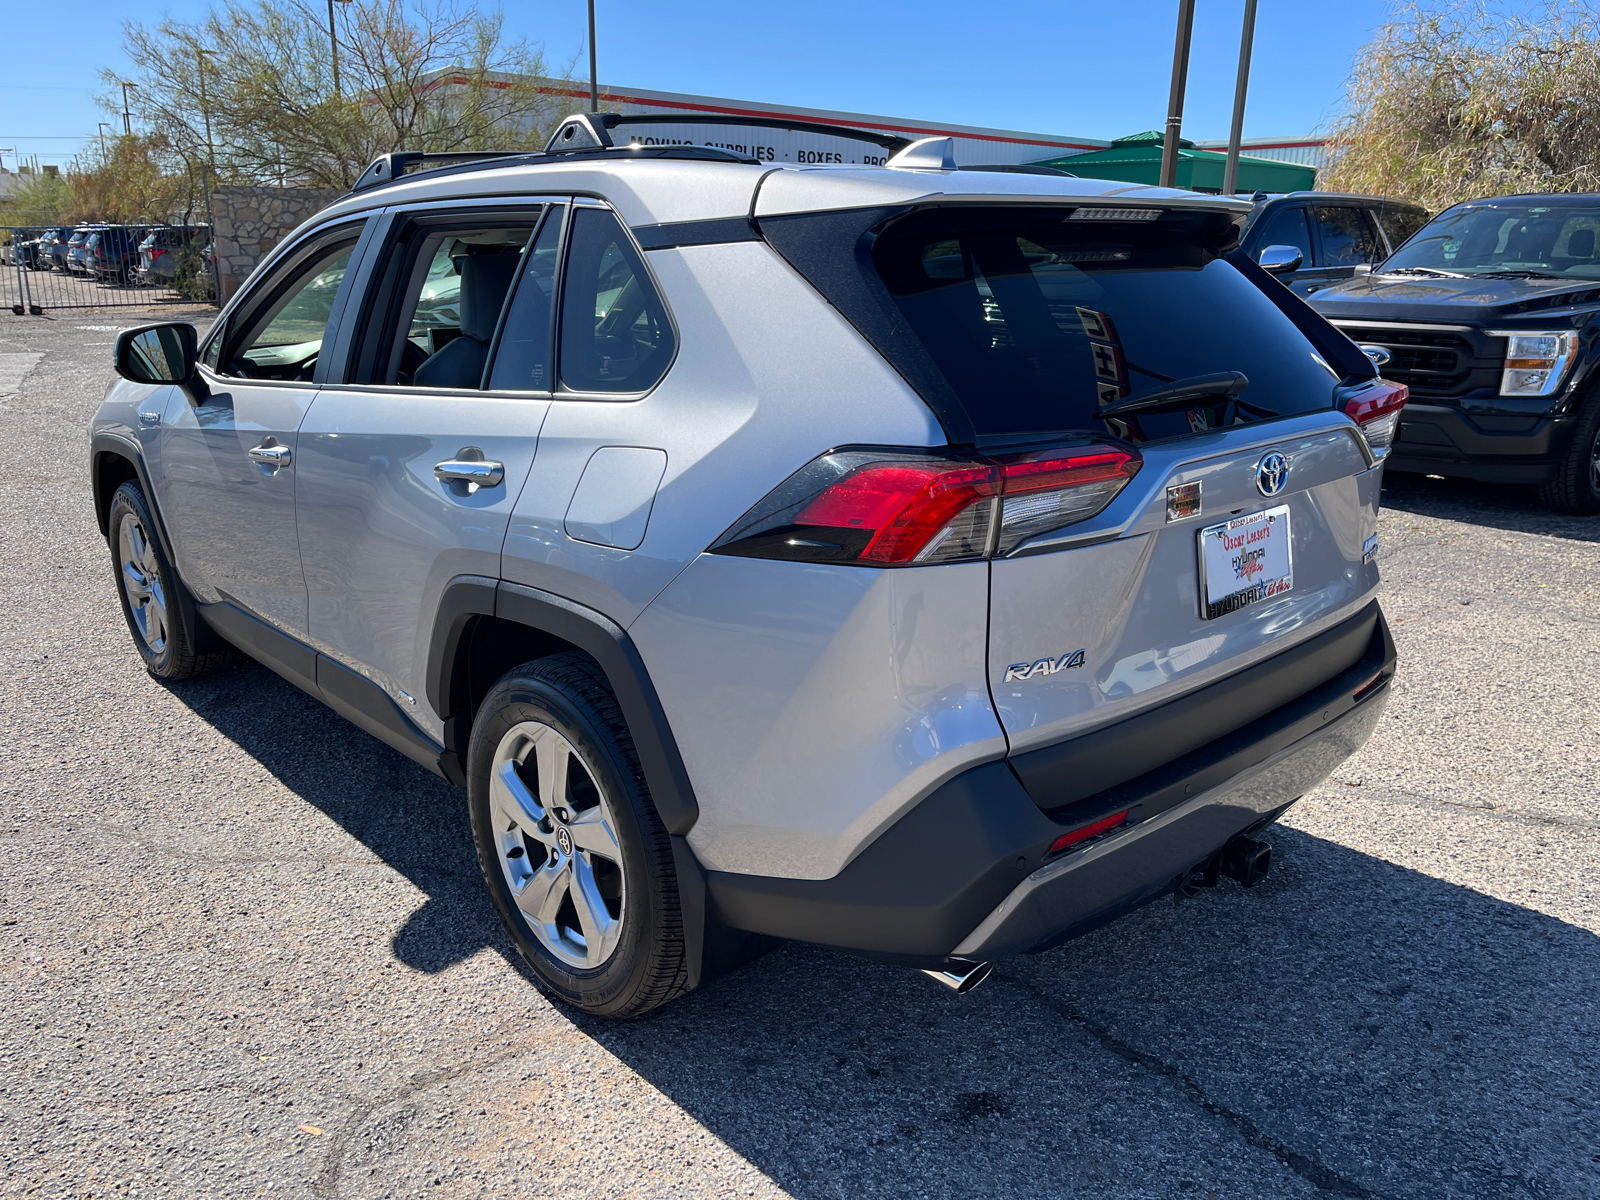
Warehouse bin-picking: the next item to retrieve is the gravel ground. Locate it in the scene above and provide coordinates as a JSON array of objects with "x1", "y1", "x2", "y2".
[{"x1": 2, "y1": 309, "x2": 1598, "y2": 1200}]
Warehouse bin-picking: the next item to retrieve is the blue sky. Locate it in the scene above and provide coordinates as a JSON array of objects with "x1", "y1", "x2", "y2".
[{"x1": 2, "y1": 0, "x2": 1399, "y2": 170}]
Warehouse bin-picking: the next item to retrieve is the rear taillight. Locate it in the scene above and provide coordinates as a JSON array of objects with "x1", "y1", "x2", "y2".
[
  {"x1": 711, "y1": 444, "x2": 1141, "y2": 567},
  {"x1": 1343, "y1": 379, "x2": 1408, "y2": 452}
]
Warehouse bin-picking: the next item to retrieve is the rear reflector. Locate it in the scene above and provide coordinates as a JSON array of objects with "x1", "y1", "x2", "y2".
[
  {"x1": 711, "y1": 444, "x2": 1141, "y2": 567},
  {"x1": 1343, "y1": 379, "x2": 1408, "y2": 452},
  {"x1": 1049, "y1": 809, "x2": 1130, "y2": 855}
]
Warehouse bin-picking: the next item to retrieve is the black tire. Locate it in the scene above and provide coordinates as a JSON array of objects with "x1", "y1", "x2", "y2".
[
  {"x1": 107, "y1": 481, "x2": 230, "y2": 680},
  {"x1": 467, "y1": 652, "x2": 688, "y2": 1018},
  {"x1": 1539, "y1": 394, "x2": 1600, "y2": 514}
]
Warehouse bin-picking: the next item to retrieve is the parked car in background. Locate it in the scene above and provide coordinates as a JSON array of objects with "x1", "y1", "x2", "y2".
[
  {"x1": 39, "y1": 227, "x2": 76, "y2": 271},
  {"x1": 3, "y1": 230, "x2": 44, "y2": 269},
  {"x1": 90, "y1": 114, "x2": 1400, "y2": 1018},
  {"x1": 66, "y1": 228, "x2": 102, "y2": 275},
  {"x1": 138, "y1": 225, "x2": 208, "y2": 286},
  {"x1": 1240, "y1": 193, "x2": 1430, "y2": 298},
  {"x1": 1311, "y1": 192, "x2": 1600, "y2": 512},
  {"x1": 87, "y1": 226, "x2": 150, "y2": 285}
]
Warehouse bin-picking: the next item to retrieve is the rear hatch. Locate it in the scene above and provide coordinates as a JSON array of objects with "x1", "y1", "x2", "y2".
[{"x1": 759, "y1": 197, "x2": 1395, "y2": 797}]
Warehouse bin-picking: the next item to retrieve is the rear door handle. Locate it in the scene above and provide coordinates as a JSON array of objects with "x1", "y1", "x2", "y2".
[
  {"x1": 434, "y1": 459, "x2": 505, "y2": 492},
  {"x1": 248, "y1": 441, "x2": 293, "y2": 472}
]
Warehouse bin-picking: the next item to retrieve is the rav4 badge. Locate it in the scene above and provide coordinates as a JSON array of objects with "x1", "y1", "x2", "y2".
[{"x1": 1005, "y1": 650, "x2": 1087, "y2": 682}]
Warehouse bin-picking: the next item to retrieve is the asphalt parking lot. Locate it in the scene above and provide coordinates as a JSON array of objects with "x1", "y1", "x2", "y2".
[{"x1": 3, "y1": 309, "x2": 1598, "y2": 1200}]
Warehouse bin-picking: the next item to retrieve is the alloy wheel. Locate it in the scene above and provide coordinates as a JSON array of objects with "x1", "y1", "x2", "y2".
[
  {"x1": 1590, "y1": 425, "x2": 1600, "y2": 492},
  {"x1": 489, "y1": 720, "x2": 627, "y2": 970},
  {"x1": 118, "y1": 515, "x2": 169, "y2": 653}
]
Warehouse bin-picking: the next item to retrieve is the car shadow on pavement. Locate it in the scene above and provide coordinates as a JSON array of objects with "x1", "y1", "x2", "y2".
[
  {"x1": 1380, "y1": 469, "x2": 1600, "y2": 542},
  {"x1": 165, "y1": 659, "x2": 512, "y2": 977},
  {"x1": 169, "y1": 660, "x2": 1600, "y2": 1199}
]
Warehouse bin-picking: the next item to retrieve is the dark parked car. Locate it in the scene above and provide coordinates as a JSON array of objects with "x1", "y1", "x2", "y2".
[
  {"x1": 1311, "y1": 192, "x2": 1600, "y2": 512},
  {"x1": 87, "y1": 226, "x2": 149, "y2": 284},
  {"x1": 1240, "y1": 192, "x2": 1430, "y2": 298}
]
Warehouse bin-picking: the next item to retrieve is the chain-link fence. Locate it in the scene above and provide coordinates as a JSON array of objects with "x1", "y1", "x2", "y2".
[{"x1": 4, "y1": 224, "x2": 220, "y2": 315}]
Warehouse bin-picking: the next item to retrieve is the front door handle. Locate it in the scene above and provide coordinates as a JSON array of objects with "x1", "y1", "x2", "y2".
[
  {"x1": 248, "y1": 440, "x2": 293, "y2": 473},
  {"x1": 434, "y1": 458, "x2": 505, "y2": 493}
]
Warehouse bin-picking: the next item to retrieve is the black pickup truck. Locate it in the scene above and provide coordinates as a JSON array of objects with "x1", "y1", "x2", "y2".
[{"x1": 1309, "y1": 194, "x2": 1600, "y2": 513}]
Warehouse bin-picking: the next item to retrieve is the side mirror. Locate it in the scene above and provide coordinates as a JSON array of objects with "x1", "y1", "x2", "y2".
[
  {"x1": 1258, "y1": 245, "x2": 1304, "y2": 275},
  {"x1": 114, "y1": 322, "x2": 207, "y2": 401}
]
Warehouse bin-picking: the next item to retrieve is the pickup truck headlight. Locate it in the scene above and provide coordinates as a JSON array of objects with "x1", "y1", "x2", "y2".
[{"x1": 1489, "y1": 330, "x2": 1576, "y2": 397}]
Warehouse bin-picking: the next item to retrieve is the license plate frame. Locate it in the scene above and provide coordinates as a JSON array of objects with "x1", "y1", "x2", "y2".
[{"x1": 1197, "y1": 504, "x2": 1294, "y2": 620}]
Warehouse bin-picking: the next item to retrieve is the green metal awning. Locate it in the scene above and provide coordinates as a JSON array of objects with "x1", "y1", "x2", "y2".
[{"x1": 1033, "y1": 130, "x2": 1316, "y2": 194}]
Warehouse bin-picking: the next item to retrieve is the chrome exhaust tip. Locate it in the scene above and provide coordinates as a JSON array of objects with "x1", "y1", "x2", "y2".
[{"x1": 920, "y1": 959, "x2": 993, "y2": 995}]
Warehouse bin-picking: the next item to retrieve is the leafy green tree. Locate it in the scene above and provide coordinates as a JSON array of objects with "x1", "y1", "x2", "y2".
[{"x1": 116, "y1": 0, "x2": 575, "y2": 192}]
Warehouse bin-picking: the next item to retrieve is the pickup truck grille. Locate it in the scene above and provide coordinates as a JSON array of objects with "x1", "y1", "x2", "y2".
[{"x1": 1332, "y1": 322, "x2": 1502, "y2": 399}]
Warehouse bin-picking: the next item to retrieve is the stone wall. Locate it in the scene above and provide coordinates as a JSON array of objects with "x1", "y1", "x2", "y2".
[{"x1": 210, "y1": 185, "x2": 341, "y2": 301}]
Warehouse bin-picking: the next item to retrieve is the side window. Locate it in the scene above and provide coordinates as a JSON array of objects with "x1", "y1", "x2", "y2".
[
  {"x1": 1376, "y1": 206, "x2": 1429, "y2": 254},
  {"x1": 1313, "y1": 206, "x2": 1383, "y2": 267},
  {"x1": 559, "y1": 208, "x2": 675, "y2": 394},
  {"x1": 487, "y1": 207, "x2": 565, "y2": 391},
  {"x1": 222, "y1": 235, "x2": 360, "y2": 380},
  {"x1": 373, "y1": 220, "x2": 537, "y2": 388},
  {"x1": 1251, "y1": 206, "x2": 1313, "y2": 266}
]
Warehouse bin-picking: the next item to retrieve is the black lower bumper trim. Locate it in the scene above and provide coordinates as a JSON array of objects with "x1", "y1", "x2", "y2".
[{"x1": 708, "y1": 604, "x2": 1397, "y2": 959}]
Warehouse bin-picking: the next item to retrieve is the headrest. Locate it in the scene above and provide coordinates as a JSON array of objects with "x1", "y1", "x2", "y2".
[
  {"x1": 458, "y1": 251, "x2": 522, "y2": 343},
  {"x1": 1568, "y1": 228, "x2": 1595, "y2": 259}
]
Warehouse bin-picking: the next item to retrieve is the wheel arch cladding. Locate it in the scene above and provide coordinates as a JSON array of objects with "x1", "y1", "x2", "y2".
[
  {"x1": 427, "y1": 576, "x2": 701, "y2": 837},
  {"x1": 91, "y1": 438, "x2": 150, "y2": 540}
]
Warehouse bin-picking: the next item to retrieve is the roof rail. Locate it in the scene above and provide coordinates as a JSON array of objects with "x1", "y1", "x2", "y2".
[
  {"x1": 350, "y1": 150, "x2": 533, "y2": 193},
  {"x1": 545, "y1": 110, "x2": 915, "y2": 155}
]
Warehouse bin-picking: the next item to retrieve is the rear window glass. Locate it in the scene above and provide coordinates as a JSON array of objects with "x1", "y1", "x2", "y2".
[{"x1": 871, "y1": 207, "x2": 1341, "y2": 442}]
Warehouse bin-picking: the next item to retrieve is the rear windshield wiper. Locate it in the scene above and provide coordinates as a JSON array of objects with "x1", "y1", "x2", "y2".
[
  {"x1": 1096, "y1": 371, "x2": 1251, "y2": 421},
  {"x1": 1380, "y1": 266, "x2": 1465, "y2": 278}
]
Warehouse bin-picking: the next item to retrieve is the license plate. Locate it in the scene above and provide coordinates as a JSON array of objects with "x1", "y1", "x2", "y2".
[{"x1": 1198, "y1": 505, "x2": 1293, "y2": 620}]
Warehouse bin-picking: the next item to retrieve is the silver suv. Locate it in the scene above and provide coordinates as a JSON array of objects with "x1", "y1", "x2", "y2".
[{"x1": 90, "y1": 114, "x2": 1402, "y2": 1017}]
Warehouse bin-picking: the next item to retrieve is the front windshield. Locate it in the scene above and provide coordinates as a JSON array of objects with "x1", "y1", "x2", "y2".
[{"x1": 1383, "y1": 201, "x2": 1600, "y2": 278}]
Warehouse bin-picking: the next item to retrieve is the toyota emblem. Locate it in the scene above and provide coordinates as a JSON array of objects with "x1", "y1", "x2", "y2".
[
  {"x1": 554, "y1": 826, "x2": 574, "y2": 856},
  {"x1": 1255, "y1": 452, "x2": 1290, "y2": 497}
]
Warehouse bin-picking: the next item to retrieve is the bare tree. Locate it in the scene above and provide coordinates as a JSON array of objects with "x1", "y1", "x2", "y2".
[
  {"x1": 114, "y1": 0, "x2": 574, "y2": 191},
  {"x1": 1325, "y1": 0, "x2": 1600, "y2": 208}
]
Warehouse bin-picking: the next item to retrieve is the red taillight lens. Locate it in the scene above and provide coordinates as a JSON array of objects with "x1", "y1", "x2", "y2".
[
  {"x1": 1049, "y1": 809, "x2": 1130, "y2": 855},
  {"x1": 712, "y1": 444, "x2": 1141, "y2": 567},
  {"x1": 1343, "y1": 379, "x2": 1408, "y2": 452},
  {"x1": 795, "y1": 461, "x2": 1000, "y2": 563}
]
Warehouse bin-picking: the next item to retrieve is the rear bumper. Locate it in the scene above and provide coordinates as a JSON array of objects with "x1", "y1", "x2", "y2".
[
  {"x1": 954, "y1": 681, "x2": 1387, "y2": 958},
  {"x1": 1388, "y1": 402, "x2": 1575, "y2": 483},
  {"x1": 707, "y1": 602, "x2": 1396, "y2": 962}
]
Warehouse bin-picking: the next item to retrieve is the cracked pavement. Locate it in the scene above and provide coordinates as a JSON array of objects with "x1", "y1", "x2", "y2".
[{"x1": 2, "y1": 309, "x2": 1599, "y2": 1199}]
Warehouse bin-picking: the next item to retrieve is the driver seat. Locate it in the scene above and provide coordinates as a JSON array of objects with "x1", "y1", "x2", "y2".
[{"x1": 413, "y1": 250, "x2": 521, "y2": 389}]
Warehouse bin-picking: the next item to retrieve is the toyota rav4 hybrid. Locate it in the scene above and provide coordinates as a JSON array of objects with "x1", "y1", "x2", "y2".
[
  {"x1": 1309, "y1": 192, "x2": 1600, "y2": 512},
  {"x1": 90, "y1": 114, "x2": 1400, "y2": 1017}
]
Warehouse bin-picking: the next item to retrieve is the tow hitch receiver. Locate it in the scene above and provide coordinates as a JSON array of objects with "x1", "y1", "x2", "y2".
[{"x1": 1220, "y1": 837, "x2": 1272, "y2": 888}]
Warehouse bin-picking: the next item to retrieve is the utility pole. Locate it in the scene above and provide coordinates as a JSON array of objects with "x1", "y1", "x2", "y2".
[
  {"x1": 587, "y1": 0, "x2": 599, "y2": 112},
  {"x1": 1158, "y1": 0, "x2": 1196, "y2": 189},
  {"x1": 197, "y1": 48, "x2": 217, "y2": 169},
  {"x1": 327, "y1": 0, "x2": 347, "y2": 97},
  {"x1": 120, "y1": 82, "x2": 138, "y2": 137},
  {"x1": 1222, "y1": 0, "x2": 1259, "y2": 197},
  {"x1": 98, "y1": 124, "x2": 114, "y2": 156}
]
